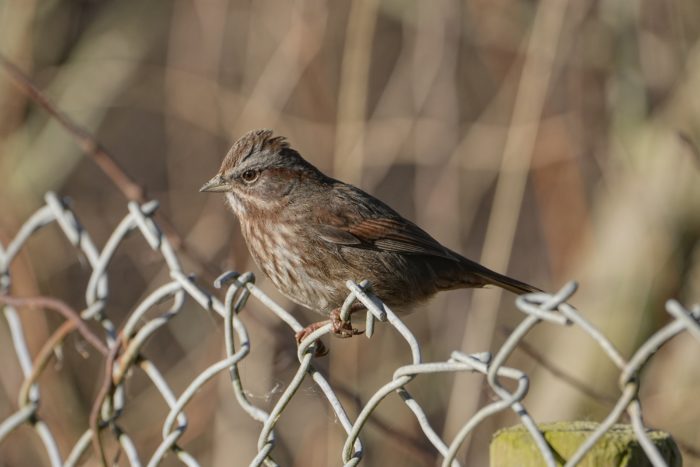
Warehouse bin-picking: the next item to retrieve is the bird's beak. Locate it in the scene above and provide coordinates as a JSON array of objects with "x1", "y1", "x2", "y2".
[{"x1": 199, "y1": 175, "x2": 230, "y2": 192}]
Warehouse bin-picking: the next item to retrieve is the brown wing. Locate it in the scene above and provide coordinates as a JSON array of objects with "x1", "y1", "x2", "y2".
[
  {"x1": 311, "y1": 184, "x2": 541, "y2": 294},
  {"x1": 315, "y1": 217, "x2": 460, "y2": 261},
  {"x1": 315, "y1": 217, "x2": 542, "y2": 294}
]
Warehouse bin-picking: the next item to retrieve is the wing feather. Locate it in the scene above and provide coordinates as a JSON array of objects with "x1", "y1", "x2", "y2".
[{"x1": 316, "y1": 217, "x2": 458, "y2": 261}]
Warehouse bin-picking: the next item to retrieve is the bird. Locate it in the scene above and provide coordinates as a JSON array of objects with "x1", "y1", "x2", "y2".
[{"x1": 201, "y1": 129, "x2": 540, "y2": 353}]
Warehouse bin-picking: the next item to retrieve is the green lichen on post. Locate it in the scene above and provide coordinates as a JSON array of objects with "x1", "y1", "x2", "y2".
[{"x1": 490, "y1": 421, "x2": 681, "y2": 467}]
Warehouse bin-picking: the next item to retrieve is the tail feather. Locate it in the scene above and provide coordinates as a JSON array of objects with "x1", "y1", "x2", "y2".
[
  {"x1": 456, "y1": 256, "x2": 541, "y2": 295},
  {"x1": 473, "y1": 268, "x2": 541, "y2": 295}
]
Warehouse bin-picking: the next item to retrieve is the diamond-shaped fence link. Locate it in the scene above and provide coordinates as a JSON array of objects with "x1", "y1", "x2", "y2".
[{"x1": 0, "y1": 193, "x2": 697, "y2": 466}]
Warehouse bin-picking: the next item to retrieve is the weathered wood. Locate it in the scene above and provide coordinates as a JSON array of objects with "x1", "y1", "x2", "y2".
[{"x1": 490, "y1": 421, "x2": 681, "y2": 466}]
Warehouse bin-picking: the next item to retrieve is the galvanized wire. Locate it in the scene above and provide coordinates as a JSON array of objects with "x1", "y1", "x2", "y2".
[{"x1": 0, "y1": 193, "x2": 697, "y2": 466}]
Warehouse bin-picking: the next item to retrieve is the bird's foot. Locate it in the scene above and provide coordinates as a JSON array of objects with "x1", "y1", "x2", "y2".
[
  {"x1": 294, "y1": 308, "x2": 363, "y2": 357},
  {"x1": 330, "y1": 308, "x2": 364, "y2": 338},
  {"x1": 295, "y1": 322, "x2": 329, "y2": 357}
]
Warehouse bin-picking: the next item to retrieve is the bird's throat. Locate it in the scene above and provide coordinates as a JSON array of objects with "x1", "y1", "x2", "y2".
[{"x1": 226, "y1": 192, "x2": 246, "y2": 216}]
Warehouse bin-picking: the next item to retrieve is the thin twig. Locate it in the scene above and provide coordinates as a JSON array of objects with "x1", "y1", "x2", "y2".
[
  {"x1": 0, "y1": 295, "x2": 108, "y2": 355},
  {"x1": 89, "y1": 336, "x2": 123, "y2": 467},
  {"x1": 0, "y1": 54, "x2": 144, "y2": 202},
  {"x1": 18, "y1": 321, "x2": 81, "y2": 405},
  {"x1": 0, "y1": 294, "x2": 114, "y2": 465},
  {"x1": 0, "y1": 54, "x2": 219, "y2": 277}
]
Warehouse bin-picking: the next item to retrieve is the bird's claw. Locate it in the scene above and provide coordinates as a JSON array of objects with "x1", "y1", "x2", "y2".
[
  {"x1": 330, "y1": 309, "x2": 364, "y2": 338},
  {"x1": 294, "y1": 309, "x2": 363, "y2": 357},
  {"x1": 295, "y1": 325, "x2": 329, "y2": 357}
]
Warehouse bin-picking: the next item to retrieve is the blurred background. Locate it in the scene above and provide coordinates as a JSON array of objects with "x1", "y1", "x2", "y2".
[{"x1": 1, "y1": 0, "x2": 699, "y2": 465}]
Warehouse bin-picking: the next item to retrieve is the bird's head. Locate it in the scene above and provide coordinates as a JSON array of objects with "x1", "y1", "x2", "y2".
[{"x1": 200, "y1": 129, "x2": 322, "y2": 216}]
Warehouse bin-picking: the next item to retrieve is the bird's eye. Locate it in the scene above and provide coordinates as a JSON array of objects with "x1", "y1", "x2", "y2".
[{"x1": 241, "y1": 169, "x2": 259, "y2": 183}]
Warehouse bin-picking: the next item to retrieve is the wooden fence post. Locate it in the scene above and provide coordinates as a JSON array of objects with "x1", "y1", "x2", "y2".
[{"x1": 490, "y1": 421, "x2": 681, "y2": 466}]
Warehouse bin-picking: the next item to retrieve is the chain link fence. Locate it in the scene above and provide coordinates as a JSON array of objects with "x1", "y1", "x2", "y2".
[{"x1": 0, "y1": 192, "x2": 697, "y2": 466}]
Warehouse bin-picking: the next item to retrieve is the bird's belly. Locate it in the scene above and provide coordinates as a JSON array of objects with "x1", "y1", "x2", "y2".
[
  {"x1": 243, "y1": 224, "x2": 336, "y2": 314},
  {"x1": 240, "y1": 224, "x2": 442, "y2": 315}
]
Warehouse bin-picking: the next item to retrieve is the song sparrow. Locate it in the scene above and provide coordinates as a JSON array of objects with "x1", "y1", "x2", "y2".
[{"x1": 201, "y1": 129, "x2": 539, "y2": 352}]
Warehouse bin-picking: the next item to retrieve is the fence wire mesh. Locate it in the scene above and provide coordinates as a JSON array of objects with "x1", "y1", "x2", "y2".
[{"x1": 0, "y1": 192, "x2": 697, "y2": 466}]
